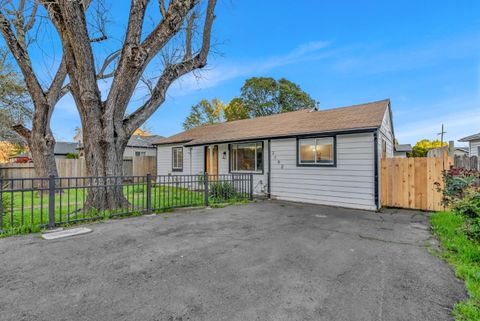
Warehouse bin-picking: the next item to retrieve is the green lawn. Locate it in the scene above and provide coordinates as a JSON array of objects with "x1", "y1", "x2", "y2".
[
  {"x1": 0, "y1": 184, "x2": 207, "y2": 233},
  {"x1": 430, "y1": 211, "x2": 480, "y2": 321}
]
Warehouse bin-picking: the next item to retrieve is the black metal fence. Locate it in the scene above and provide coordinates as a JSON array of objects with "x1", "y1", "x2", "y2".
[{"x1": 0, "y1": 173, "x2": 253, "y2": 233}]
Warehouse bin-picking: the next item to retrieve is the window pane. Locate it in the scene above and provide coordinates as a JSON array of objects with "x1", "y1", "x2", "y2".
[
  {"x1": 173, "y1": 148, "x2": 182, "y2": 169},
  {"x1": 230, "y1": 142, "x2": 262, "y2": 172},
  {"x1": 316, "y1": 138, "x2": 333, "y2": 164},
  {"x1": 299, "y1": 139, "x2": 316, "y2": 163},
  {"x1": 256, "y1": 142, "x2": 263, "y2": 171},
  {"x1": 237, "y1": 143, "x2": 255, "y2": 171}
]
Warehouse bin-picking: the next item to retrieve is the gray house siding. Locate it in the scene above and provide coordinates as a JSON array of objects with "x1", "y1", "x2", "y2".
[
  {"x1": 469, "y1": 139, "x2": 480, "y2": 157},
  {"x1": 269, "y1": 133, "x2": 376, "y2": 211}
]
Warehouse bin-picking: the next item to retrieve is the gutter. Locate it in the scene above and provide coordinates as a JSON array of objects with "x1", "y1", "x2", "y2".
[
  {"x1": 373, "y1": 130, "x2": 380, "y2": 210},
  {"x1": 267, "y1": 139, "x2": 271, "y2": 198},
  {"x1": 181, "y1": 127, "x2": 380, "y2": 147}
]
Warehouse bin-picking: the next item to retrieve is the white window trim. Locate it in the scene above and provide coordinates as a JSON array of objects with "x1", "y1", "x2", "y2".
[
  {"x1": 297, "y1": 136, "x2": 336, "y2": 167},
  {"x1": 230, "y1": 141, "x2": 264, "y2": 173}
]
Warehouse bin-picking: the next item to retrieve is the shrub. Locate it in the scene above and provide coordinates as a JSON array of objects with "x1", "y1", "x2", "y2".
[
  {"x1": 65, "y1": 153, "x2": 79, "y2": 159},
  {"x1": 133, "y1": 185, "x2": 145, "y2": 193},
  {"x1": 452, "y1": 190, "x2": 480, "y2": 219},
  {"x1": 209, "y1": 181, "x2": 237, "y2": 200},
  {"x1": 441, "y1": 167, "x2": 480, "y2": 206}
]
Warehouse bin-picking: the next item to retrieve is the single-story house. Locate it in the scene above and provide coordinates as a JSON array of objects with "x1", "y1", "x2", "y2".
[
  {"x1": 154, "y1": 99, "x2": 395, "y2": 211},
  {"x1": 9, "y1": 141, "x2": 79, "y2": 162},
  {"x1": 394, "y1": 144, "x2": 412, "y2": 158},
  {"x1": 427, "y1": 145, "x2": 469, "y2": 158},
  {"x1": 459, "y1": 132, "x2": 480, "y2": 157},
  {"x1": 123, "y1": 135, "x2": 162, "y2": 159}
]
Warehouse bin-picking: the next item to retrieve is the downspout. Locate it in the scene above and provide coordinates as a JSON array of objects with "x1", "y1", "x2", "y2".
[
  {"x1": 373, "y1": 131, "x2": 380, "y2": 210},
  {"x1": 189, "y1": 147, "x2": 192, "y2": 175},
  {"x1": 267, "y1": 139, "x2": 271, "y2": 198}
]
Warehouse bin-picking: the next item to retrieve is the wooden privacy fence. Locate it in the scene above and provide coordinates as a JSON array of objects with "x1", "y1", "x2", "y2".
[
  {"x1": 454, "y1": 155, "x2": 479, "y2": 170},
  {"x1": 0, "y1": 156, "x2": 157, "y2": 185},
  {"x1": 381, "y1": 156, "x2": 452, "y2": 211}
]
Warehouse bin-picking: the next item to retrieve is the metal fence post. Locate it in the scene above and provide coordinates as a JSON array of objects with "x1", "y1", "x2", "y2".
[
  {"x1": 48, "y1": 175, "x2": 56, "y2": 228},
  {"x1": 249, "y1": 173, "x2": 253, "y2": 200},
  {"x1": 146, "y1": 173, "x2": 152, "y2": 214},
  {"x1": 204, "y1": 172, "x2": 209, "y2": 206}
]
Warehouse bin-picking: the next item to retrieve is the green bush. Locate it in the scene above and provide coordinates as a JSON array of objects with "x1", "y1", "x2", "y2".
[
  {"x1": 65, "y1": 153, "x2": 79, "y2": 159},
  {"x1": 209, "y1": 181, "x2": 237, "y2": 200},
  {"x1": 453, "y1": 190, "x2": 480, "y2": 219},
  {"x1": 441, "y1": 168, "x2": 480, "y2": 206}
]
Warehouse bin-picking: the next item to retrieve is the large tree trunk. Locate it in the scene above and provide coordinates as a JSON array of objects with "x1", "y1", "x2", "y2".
[{"x1": 82, "y1": 120, "x2": 130, "y2": 211}]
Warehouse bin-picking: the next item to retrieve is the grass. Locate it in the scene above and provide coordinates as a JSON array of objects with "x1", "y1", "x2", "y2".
[
  {"x1": 0, "y1": 183, "x2": 250, "y2": 236},
  {"x1": 430, "y1": 211, "x2": 480, "y2": 320}
]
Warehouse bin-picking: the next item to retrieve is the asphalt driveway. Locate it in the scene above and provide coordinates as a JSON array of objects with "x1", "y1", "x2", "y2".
[{"x1": 0, "y1": 200, "x2": 466, "y2": 321}]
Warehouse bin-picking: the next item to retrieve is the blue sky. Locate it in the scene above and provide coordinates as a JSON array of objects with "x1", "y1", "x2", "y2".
[{"x1": 50, "y1": 0, "x2": 480, "y2": 145}]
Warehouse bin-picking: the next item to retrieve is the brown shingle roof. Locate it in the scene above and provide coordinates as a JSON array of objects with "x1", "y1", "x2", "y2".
[{"x1": 154, "y1": 99, "x2": 390, "y2": 146}]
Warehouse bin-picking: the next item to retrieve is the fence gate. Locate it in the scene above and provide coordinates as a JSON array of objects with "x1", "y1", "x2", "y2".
[{"x1": 380, "y1": 156, "x2": 452, "y2": 211}]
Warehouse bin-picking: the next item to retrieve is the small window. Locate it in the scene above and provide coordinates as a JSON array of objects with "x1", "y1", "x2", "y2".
[
  {"x1": 230, "y1": 142, "x2": 263, "y2": 173},
  {"x1": 298, "y1": 137, "x2": 335, "y2": 166},
  {"x1": 172, "y1": 147, "x2": 183, "y2": 171},
  {"x1": 135, "y1": 151, "x2": 146, "y2": 157}
]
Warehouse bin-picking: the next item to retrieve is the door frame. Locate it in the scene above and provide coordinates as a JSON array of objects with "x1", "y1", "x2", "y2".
[{"x1": 204, "y1": 145, "x2": 219, "y2": 175}]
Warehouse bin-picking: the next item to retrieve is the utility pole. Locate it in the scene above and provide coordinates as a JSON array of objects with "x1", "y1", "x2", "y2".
[
  {"x1": 437, "y1": 124, "x2": 447, "y2": 170},
  {"x1": 438, "y1": 124, "x2": 447, "y2": 147}
]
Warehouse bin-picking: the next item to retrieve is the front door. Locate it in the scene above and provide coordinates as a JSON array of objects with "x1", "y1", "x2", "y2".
[{"x1": 205, "y1": 145, "x2": 218, "y2": 175}]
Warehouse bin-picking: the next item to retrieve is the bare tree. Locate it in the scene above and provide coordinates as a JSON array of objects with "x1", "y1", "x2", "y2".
[
  {"x1": 35, "y1": 0, "x2": 217, "y2": 209},
  {"x1": 0, "y1": 0, "x2": 117, "y2": 178}
]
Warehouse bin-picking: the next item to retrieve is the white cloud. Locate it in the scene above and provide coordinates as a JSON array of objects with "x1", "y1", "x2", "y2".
[{"x1": 167, "y1": 40, "x2": 332, "y2": 95}]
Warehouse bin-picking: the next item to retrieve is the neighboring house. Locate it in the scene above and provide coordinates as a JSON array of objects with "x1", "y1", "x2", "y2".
[
  {"x1": 123, "y1": 135, "x2": 162, "y2": 159},
  {"x1": 154, "y1": 99, "x2": 395, "y2": 211},
  {"x1": 459, "y1": 133, "x2": 480, "y2": 157},
  {"x1": 54, "y1": 142, "x2": 79, "y2": 159},
  {"x1": 394, "y1": 144, "x2": 412, "y2": 158},
  {"x1": 77, "y1": 135, "x2": 162, "y2": 159},
  {"x1": 454, "y1": 147, "x2": 469, "y2": 157},
  {"x1": 9, "y1": 141, "x2": 79, "y2": 162},
  {"x1": 428, "y1": 146, "x2": 469, "y2": 158}
]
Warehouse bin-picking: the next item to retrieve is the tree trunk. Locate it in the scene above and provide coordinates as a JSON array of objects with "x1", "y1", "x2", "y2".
[
  {"x1": 29, "y1": 126, "x2": 58, "y2": 178},
  {"x1": 14, "y1": 104, "x2": 59, "y2": 178},
  {"x1": 82, "y1": 122, "x2": 130, "y2": 211}
]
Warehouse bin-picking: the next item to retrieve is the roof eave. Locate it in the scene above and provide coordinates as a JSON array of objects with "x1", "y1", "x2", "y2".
[{"x1": 183, "y1": 126, "x2": 380, "y2": 147}]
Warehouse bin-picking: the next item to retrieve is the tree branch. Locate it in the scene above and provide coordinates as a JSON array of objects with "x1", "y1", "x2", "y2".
[
  {"x1": 158, "y1": 0, "x2": 167, "y2": 17},
  {"x1": 106, "y1": 0, "x2": 195, "y2": 122},
  {"x1": 12, "y1": 124, "x2": 31, "y2": 143},
  {"x1": 183, "y1": 12, "x2": 195, "y2": 61},
  {"x1": 124, "y1": 0, "x2": 216, "y2": 134},
  {"x1": 0, "y1": 9, "x2": 46, "y2": 105}
]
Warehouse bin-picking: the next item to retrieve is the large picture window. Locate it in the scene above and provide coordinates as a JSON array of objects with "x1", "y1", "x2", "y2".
[
  {"x1": 230, "y1": 142, "x2": 263, "y2": 173},
  {"x1": 298, "y1": 137, "x2": 335, "y2": 166},
  {"x1": 172, "y1": 147, "x2": 183, "y2": 171}
]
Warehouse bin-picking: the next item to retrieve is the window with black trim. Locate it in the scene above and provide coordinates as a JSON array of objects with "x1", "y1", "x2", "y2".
[
  {"x1": 230, "y1": 142, "x2": 263, "y2": 172},
  {"x1": 135, "y1": 151, "x2": 146, "y2": 157},
  {"x1": 172, "y1": 147, "x2": 183, "y2": 171},
  {"x1": 298, "y1": 137, "x2": 335, "y2": 166}
]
